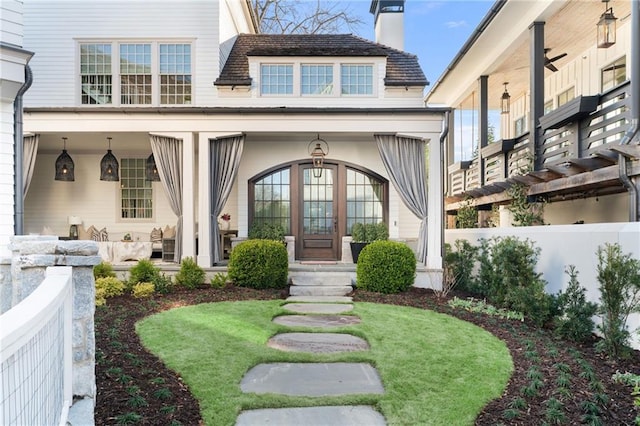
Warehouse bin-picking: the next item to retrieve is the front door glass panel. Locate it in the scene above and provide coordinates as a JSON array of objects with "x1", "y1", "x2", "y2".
[{"x1": 303, "y1": 168, "x2": 334, "y2": 234}]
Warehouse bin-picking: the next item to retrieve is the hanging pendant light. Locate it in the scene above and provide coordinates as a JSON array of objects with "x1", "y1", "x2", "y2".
[
  {"x1": 500, "y1": 82, "x2": 511, "y2": 115},
  {"x1": 145, "y1": 153, "x2": 160, "y2": 181},
  {"x1": 307, "y1": 134, "x2": 329, "y2": 178},
  {"x1": 597, "y1": 0, "x2": 617, "y2": 48},
  {"x1": 55, "y1": 137, "x2": 75, "y2": 181},
  {"x1": 100, "y1": 137, "x2": 119, "y2": 181}
]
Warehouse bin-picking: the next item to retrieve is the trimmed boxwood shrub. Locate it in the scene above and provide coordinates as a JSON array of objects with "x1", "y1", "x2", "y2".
[
  {"x1": 175, "y1": 256, "x2": 205, "y2": 289},
  {"x1": 356, "y1": 240, "x2": 416, "y2": 294},
  {"x1": 228, "y1": 239, "x2": 288, "y2": 289}
]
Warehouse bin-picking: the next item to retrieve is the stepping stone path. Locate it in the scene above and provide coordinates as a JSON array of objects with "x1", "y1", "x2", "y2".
[{"x1": 236, "y1": 273, "x2": 388, "y2": 425}]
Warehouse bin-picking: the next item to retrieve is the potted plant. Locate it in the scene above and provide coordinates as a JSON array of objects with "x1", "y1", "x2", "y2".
[{"x1": 350, "y1": 221, "x2": 388, "y2": 263}]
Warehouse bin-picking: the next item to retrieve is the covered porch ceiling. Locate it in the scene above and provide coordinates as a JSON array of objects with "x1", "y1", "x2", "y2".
[{"x1": 426, "y1": 0, "x2": 632, "y2": 110}]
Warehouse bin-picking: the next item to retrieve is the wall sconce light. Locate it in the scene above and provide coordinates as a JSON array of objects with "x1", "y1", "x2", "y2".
[
  {"x1": 100, "y1": 137, "x2": 119, "y2": 181},
  {"x1": 145, "y1": 153, "x2": 160, "y2": 181},
  {"x1": 68, "y1": 215, "x2": 82, "y2": 239},
  {"x1": 308, "y1": 134, "x2": 329, "y2": 178},
  {"x1": 597, "y1": 0, "x2": 617, "y2": 48},
  {"x1": 55, "y1": 137, "x2": 75, "y2": 181},
  {"x1": 501, "y1": 82, "x2": 511, "y2": 114}
]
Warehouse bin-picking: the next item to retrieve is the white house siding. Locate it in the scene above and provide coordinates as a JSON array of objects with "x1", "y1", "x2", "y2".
[
  {"x1": 22, "y1": 0, "x2": 221, "y2": 108},
  {"x1": 0, "y1": 103, "x2": 15, "y2": 256},
  {"x1": 1, "y1": 0, "x2": 24, "y2": 47}
]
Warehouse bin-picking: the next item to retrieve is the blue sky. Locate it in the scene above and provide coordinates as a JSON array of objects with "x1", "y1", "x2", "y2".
[{"x1": 349, "y1": 0, "x2": 494, "y2": 90}]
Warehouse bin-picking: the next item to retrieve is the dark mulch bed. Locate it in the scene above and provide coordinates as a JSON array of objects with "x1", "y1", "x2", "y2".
[{"x1": 95, "y1": 286, "x2": 640, "y2": 425}]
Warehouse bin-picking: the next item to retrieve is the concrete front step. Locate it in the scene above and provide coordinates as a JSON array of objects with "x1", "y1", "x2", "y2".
[
  {"x1": 290, "y1": 273, "x2": 353, "y2": 287},
  {"x1": 283, "y1": 303, "x2": 354, "y2": 314},
  {"x1": 267, "y1": 332, "x2": 369, "y2": 353},
  {"x1": 236, "y1": 405, "x2": 386, "y2": 426},
  {"x1": 286, "y1": 295, "x2": 353, "y2": 303},
  {"x1": 289, "y1": 285, "x2": 352, "y2": 297}
]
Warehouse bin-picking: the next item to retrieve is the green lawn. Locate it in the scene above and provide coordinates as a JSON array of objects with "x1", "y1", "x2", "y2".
[{"x1": 136, "y1": 301, "x2": 512, "y2": 426}]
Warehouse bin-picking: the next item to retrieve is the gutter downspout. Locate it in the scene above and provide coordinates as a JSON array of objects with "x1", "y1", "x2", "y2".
[
  {"x1": 14, "y1": 64, "x2": 33, "y2": 235},
  {"x1": 619, "y1": 0, "x2": 640, "y2": 222},
  {"x1": 439, "y1": 110, "x2": 450, "y2": 263}
]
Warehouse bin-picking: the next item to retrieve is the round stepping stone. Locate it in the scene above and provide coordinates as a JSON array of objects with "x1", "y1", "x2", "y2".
[
  {"x1": 236, "y1": 405, "x2": 386, "y2": 426},
  {"x1": 273, "y1": 314, "x2": 361, "y2": 328},
  {"x1": 240, "y1": 362, "x2": 384, "y2": 396},
  {"x1": 267, "y1": 332, "x2": 369, "y2": 353},
  {"x1": 283, "y1": 303, "x2": 353, "y2": 314}
]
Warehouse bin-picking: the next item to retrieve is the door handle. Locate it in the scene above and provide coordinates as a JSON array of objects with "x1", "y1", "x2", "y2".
[{"x1": 334, "y1": 217, "x2": 338, "y2": 232}]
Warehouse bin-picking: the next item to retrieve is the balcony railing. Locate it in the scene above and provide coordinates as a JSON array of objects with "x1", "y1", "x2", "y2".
[{"x1": 448, "y1": 81, "x2": 631, "y2": 197}]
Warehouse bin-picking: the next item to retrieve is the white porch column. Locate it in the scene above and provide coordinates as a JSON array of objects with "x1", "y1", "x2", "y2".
[
  {"x1": 426, "y1": 136, "x2": 443, "y2": 270},
  {"x1": 181, "y1": 133, "x2": 195, "y2": 260},
  {"x1": 197, "y1": 133, "x2": 212, "y2": 267}
]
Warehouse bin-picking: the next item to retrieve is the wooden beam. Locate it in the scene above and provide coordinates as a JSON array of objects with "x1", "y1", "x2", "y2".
[
  {"x1": 593, "y1": 150, "x2": 619, "y2": 164},
  {"x1": 568, "y1": 157, "x2": 614, "y2": 171},
  {"x1": 528, "y1": 165, "x2": 620, "y2": 195},
  {"x1": 545, "y1": 163, "x2": 584, "y2": 177},
  {"x1": 529, "y1": 169, "x2": 562, "y2": 181},
  {"x1": 609, "y1": 145, "x2": 640, "y2": 160}
]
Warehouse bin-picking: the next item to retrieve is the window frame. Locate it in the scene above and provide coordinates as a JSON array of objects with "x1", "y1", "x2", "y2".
[
  {"x1": 118, "y1": 158, "x2": 155, "y2": 222},
  {"x1": 77, "y1": 39, "x2": 194, "y2": 107},
  {"x1": 601, "y1": 56, "x2": 626, "y2": 92},
  {"x1": 556, "y1": 86, "x2": 575, "y2": 108}
]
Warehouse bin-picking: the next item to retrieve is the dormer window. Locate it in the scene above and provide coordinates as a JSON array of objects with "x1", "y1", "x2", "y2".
[
  {"x1": 301, "y1": 64, "x2": 333, "y2": 95},
  {"x1": 260, "y1": 64, "x2": 293, "y2": 95}
]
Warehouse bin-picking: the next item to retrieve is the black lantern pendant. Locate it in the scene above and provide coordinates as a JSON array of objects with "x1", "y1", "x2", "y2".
[
  {"x1": 100, "y1": 137, "x2": 119, "y2": 181},
  {"x1": 55, "y1": 137, "x2": 75, "y2": 181},
  {"x1": 597, "y1": 0, "x2": 617, "y2": 48},
  {"x1": 501, "y1": 82, "x2": 511, "y2": 115},
  {"x1": 308, "y1": 134, "x2": 329, "y2": 178},
  {"x1": 145, "y1": 153, "x2": 160, "y2": 181}
]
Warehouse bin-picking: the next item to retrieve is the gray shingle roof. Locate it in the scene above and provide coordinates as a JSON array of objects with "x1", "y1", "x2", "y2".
[{"x1": 214, "y1": 34, "x2": 427, "y2": 87}]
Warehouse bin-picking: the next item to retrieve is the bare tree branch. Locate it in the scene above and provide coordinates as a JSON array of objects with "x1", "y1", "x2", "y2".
[{"x1": 250, "y1": 0, "x2": 364, "y2": 34}]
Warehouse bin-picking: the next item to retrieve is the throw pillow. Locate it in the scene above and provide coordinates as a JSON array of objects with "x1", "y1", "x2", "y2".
[
  {"x1": 150, "y1": 227, "x2": 163, "y2": 243},
  {"x1": 78, "y1": 225, "x2": 91, "y2": 240},
  {"x1": 163, "y1": 225, "x2": 176, "y2": 239},
  {"x1": 99, "y1": 227, "x2": 109, "y2": 242},
  {"x1": 90, "y1": 226, "x2": 100, "y2": 241},
  {"x1": 41, "y1": 226, "x2": 55, "y2": 236}
]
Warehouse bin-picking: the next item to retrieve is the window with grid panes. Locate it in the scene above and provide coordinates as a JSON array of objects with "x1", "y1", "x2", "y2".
[
  {"x1": 252, "y1": 168, "x2": 291, "y2": 233},
  {"x1": 601, "y1": 57, "x2": 626, "y2": 92},
  {"x1": 301, "y1": 64, "x2": 333, "y2": 95},
  {"x1": 346, "y1": 168, "x2": 384, "y2": 232},
  {"x1": 120, "y1": 43, "x2": 152, "y2": 105},
  {"x1": 341, "y1": 64, "x2": 373, "y2": 95},
  {"x1": 260, "y1": 64, "x2": 293, "y2": 95},
  {"x1": 80, "y1": 43, "x2": 112, "y2": 104},
  {"x1": 160, "y1": 44, "x2": 192, "y2": 104},
  {"x1": 120, "y1": 158, "x2": 153, "y2": 219}
]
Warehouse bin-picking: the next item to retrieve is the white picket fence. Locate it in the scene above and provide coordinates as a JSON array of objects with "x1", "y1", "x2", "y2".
[{"x1": 1, "y1": 267, "x2": 73, "y2": 426}]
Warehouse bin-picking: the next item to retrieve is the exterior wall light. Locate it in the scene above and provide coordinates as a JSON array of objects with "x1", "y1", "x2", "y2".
[
  {"x1": 308, "y1": 134, "x2": 329, "y2": 178},
  {"x1": 597, "y1": 0, "x2": 617, "y2": 48},
  {"x1": 501, "y1": 82, "x2": 511, "y2": 115}
]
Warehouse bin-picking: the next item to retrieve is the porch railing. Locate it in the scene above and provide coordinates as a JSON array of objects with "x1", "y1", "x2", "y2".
[
  {"x1": 448, "y1": 81, "x2": 631, "y2": 196},
  {"x1": 1, "y1": 267, "x2": 73, "y2": 426}
]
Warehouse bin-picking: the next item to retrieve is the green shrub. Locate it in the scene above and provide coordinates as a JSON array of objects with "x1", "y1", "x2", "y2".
[
  {"x1": 94, "y1": 261, "x2": 116, "y2": 279},
  {"x1": 127, "y1": 259, "x2": 161, "y2": 291},
  {"x1": 95, "y1": 276, "x2": 125, "y2": 306},
  {"x1": 174, "y1": 257, "x2": 205, "y2": 289},
  {"x1": 356, "y1": 240, "x2": 416, "y2": 294},
  {"x1": 456, "y1": 198, "x2": 478, "y2": 229},
  {"x1": 596, "y1": 243, "x2": 640, "y2": 358},
  {"x1": 554, "y1": 265, "x2": 598, "y2": 342},
  {"x1": 132, "y1": 282, "x2": 155, "y2": 298},
  {"x1": 477, "y1": 236, "x2": 552, "y2": 327},
  {"x1": 351, "y1": 222, "x2": 388, "y2": 242},
  {"x1": 444, "y1": 239, "x2": 479, "y2": 294},
  {"x1": 228, "y1": 239, "x2": 288, "y2": 289},
  {"x1": 248, "y1": 222, "x2": 285, "y2": 241},
  {"x1": 152, "y1": 273, "x2": 173, "y2": 295},
  {"x1": 210, "y1": 272, "x2": 228, "y2": 288}
]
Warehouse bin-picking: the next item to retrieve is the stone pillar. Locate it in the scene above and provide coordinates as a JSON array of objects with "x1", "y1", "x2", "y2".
[{"x1": 12, "y1": 237, "x2": 101, "y2": 402}]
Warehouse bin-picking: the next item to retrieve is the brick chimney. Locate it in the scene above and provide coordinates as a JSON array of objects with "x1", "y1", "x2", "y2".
[{"x1": 370, "y1": 0, "x2": 405, "y2": 50}]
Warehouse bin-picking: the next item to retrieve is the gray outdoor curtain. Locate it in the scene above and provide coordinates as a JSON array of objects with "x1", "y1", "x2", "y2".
[
  {"x1": 150, "y1": 135, "x2": 183, "y2": 262},
  {"x1": 23, "y1": 134, "x2": 39, "y2": 197},
  {"x1": 375, "y1": 134, "x2": 428, "y2": 263},
  {"x1": 210, "y1": 134, "x2": 244, "y2": 263}
]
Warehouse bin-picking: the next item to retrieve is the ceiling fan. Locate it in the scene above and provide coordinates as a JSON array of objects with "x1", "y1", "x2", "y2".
[{"x1": 544, "y1": 48, "x2": 567, "y2": 72}]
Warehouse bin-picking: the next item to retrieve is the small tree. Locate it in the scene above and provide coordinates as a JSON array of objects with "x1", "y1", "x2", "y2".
[
  {"x1": 507, "y1": 183, "x2": 545, "y2": 226},
  {"x1": 456, "y1": 198, "x2": 478, "y2": 229},
  {"x1": 553, "y1": 265, "x2": 598, "y2": 343},
  {"x1": 596, "y1": 243, "x2": 640, "y2": 358}
]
